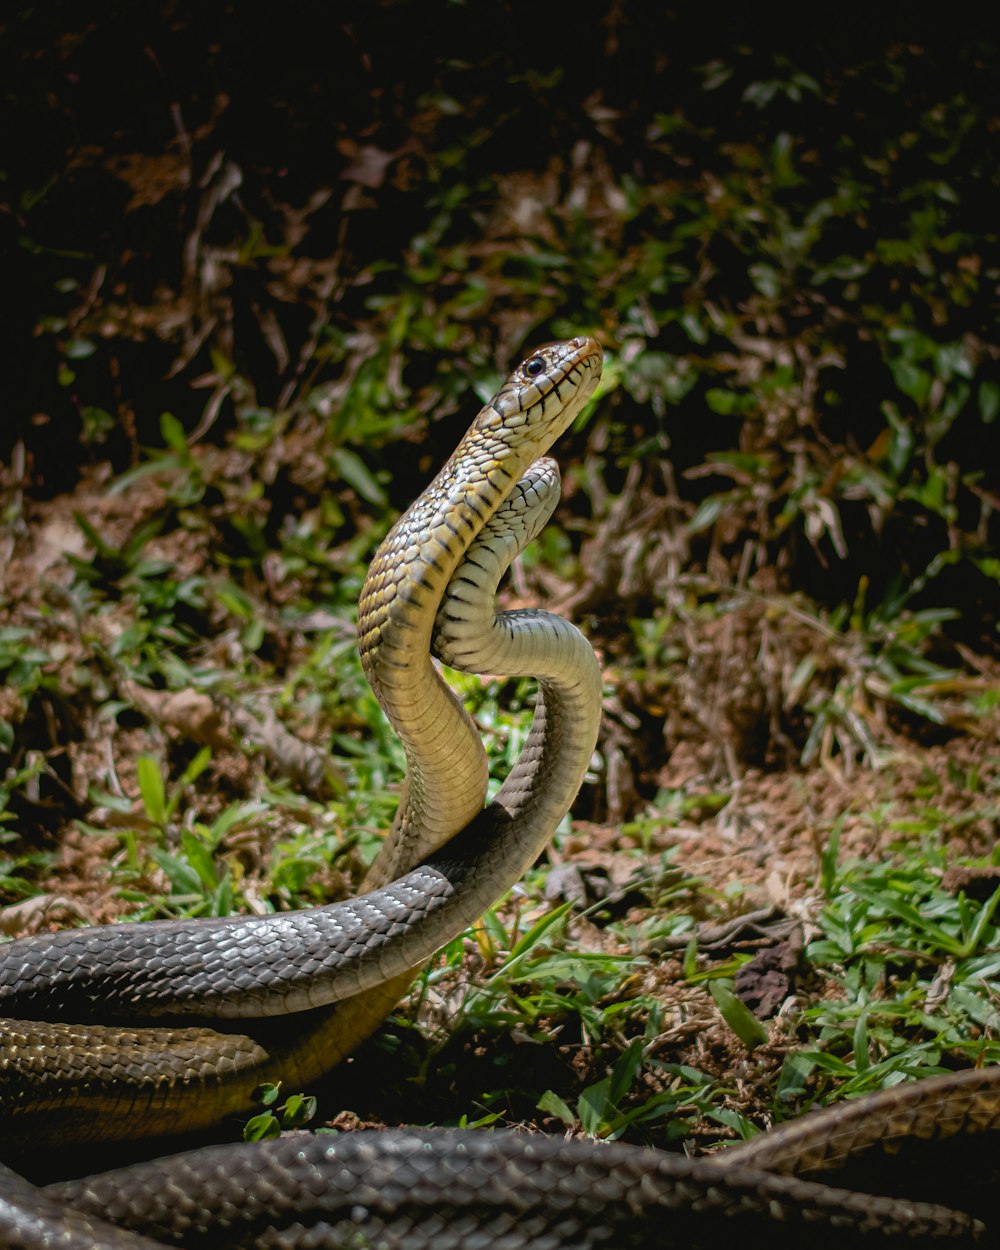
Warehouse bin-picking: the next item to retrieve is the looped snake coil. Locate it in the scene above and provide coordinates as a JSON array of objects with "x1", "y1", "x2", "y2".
[{"x1": 0, "y1": 337, "x2": 996, "y2": 1247}]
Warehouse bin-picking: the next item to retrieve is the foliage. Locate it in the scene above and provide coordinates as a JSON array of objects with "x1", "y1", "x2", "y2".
[
  {"x1": 0, "y1": 5, "x2": 997, "y2": 1153},
  {"x1": 4, "y1": 9, "x2": 997, "y2": 635},
  {"x1": 243, "y1": 1082, "x2": 318, "y2": 1142}
]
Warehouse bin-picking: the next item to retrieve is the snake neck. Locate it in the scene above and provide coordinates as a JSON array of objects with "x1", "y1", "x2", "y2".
[
  {"x1": 410, "y1": 621, "x2": 602, "y2": 939},
  {"x1": 423, "y1": 458, "x2": 603, "y2": 911},
  {"x1": 358, "y1": 337, "x2": 602, "y2": 886},
  {"x1": 491, "y1": 619, "x2": 603, "y2": 876},
  {"x1": 357, "y1": 431, "x2": 519, "y2": 887}
]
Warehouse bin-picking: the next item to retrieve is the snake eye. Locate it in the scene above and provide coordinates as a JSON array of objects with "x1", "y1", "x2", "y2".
[{"x1": 524, "y1": 356, "x2": 546, "y2": 378}]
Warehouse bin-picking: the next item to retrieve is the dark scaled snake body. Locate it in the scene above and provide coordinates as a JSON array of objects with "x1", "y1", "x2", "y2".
[{"x1": 0, "y1": 337, "x2": 996, "y2": 1247}]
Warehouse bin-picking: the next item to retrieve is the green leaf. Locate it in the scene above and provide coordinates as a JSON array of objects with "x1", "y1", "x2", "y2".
[
  {"x1": 960, "y1": 886, "x2": 1000, "y2": 952},
  {"x1": 537, "y1": 1089, "x2": 575, "y2": 1127},
  {"x1": 820, "y1": 816, "x2": 844, "y2": 897},
  {"x1": 775, "y1": 1051, "x2": 816, "y2": 1101},
  {"x1": 607, "y1": 1040, "x2": 644, "y2": 1107},
  {"x1": 679, "y1": 310, "x2": 708, "y2": 344},
  {"x1": 72, "y1": 512, "x2": 118, "y2": 561},
  {"x1": 682, "y1": 934, "x2": 699, "y2": 981},
  {"x1": 748, "y1": 262, "x2": 781, "y2": 298},
  {"x1": 256, "y1": 1082, "x2": 282, "y2": 1107},
  {"x1": 242, "y1": 1113, "x2": 281, "y2": 1141},
  {"x1": 979, "y1": 381, "x2": 1000, "y2": 424},
  {"x1": 890, "y1": 360, "x2": 931, "y2": 405},
  {"x1": 947, "y1": 984, "x2": 1000, "y2": 1031},
  {"x1": 184, "y1": 744, "x2": 213, "y2": 784},
  {"x1": 704, "y1": 388, "x2": 742, "y2": 416},
  {"x1": 852, "y1": 1006, "x2": 871, "y2": 1072},
  {"x1": 149, "y1": 848, "x2": 202, "y2": 895},
  {"x1": 331, "y1": 447, "x2": 387, "y2": 506},
  {"x1": 847, "y1": 885, "x2": 965, "y2": 955},
  {"x1": 136, "y1": 756, "x2": 167, "y2": 826},
  {"x1": 281, "y1": 1094, "x2": 318, "y2": 1128},
  {"x1": 709, "y1": 981, "x2": 769, "y2": 1050},
  {"x1": 178, "y1": 830, "x2": 219, "y2": 891},
  {"x1": 64, "y1": 338, "x2": 96, "y2": 360},
  {"x1": 160, "y1": 412, "x2": 190, "y2": 455},
  {"x1": 489, "y1": 901, "x2": 572, "y2": 982},
  {"x1": 577, "y1": 1076, "x2": 611, "y2": 1136},
  {"x1": 687, "y1": 495, "x2": 728, "y2": 535}
]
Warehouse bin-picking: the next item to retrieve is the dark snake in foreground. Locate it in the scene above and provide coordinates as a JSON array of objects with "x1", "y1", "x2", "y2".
[{"x1": 0, "y1": 338, "x2": 996, "y2": 1246}]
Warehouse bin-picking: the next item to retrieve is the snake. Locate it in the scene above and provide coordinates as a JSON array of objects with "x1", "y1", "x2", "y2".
[{"x1": 0, "y1": 336, "x2": 997, "y2": 1247}]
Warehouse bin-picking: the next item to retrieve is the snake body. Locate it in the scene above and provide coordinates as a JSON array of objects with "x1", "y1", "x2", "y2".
[
  {"x1": 0, "y1": 336, "x2": 996, "y2": 1246},
  {"x1": 0, "y1": 337, "x2": 603, "y2": 1150},
  {"x1": 37, "y1": 1099, "x2": 999, "y2": 1247},
  {"x1": 9, "y1": 1067, "x2": 1000, "y2": 1248}
]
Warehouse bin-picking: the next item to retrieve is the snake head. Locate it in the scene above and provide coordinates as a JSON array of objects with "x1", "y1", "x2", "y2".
[{"x1": 478, "y1": 336, "x2": 603, "y2": 447}]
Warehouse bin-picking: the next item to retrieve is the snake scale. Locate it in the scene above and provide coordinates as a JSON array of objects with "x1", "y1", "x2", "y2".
[{"x1": 0, "y1": 337, "x2": 997, "y2": 1247}]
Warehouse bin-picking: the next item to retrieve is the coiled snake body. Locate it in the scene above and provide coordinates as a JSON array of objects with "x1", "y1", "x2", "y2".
[{"x1": 0, "y1": 337, "x2": 996, "y2": 1247}]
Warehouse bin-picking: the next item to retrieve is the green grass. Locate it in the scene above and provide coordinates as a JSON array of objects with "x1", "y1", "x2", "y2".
[{"x1": 1, "y1": 441, "x2": 997, "y2": 1149}]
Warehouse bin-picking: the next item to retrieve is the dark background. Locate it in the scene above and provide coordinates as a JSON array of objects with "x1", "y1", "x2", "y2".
[{"x1": 2, "y1": 2, "x2": 998, "y2": 678}]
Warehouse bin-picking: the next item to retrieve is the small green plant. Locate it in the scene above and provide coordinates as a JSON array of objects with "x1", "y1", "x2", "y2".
[
  {"x1": 708, "y1": 981, "x2": 769, "y2": 1050},
  {"x1": 243, "y1": 1083, "x2": 318, "y2": 1141},
  {"x1": 108, "y1": 413, "x2": 207, "y2": 508}
]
